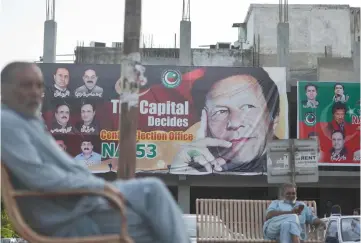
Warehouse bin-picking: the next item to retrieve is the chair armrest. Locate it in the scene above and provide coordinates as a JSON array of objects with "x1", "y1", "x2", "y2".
[{"x1": 11, "y1": 189, "x2": 129, "y2": 238}]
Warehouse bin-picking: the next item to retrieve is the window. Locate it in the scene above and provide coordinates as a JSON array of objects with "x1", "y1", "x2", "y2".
[
  {"x1": 325, "y1": 220, "x2": 339, "y2": 243},
  {"x1": 341, "y1": 217, "x2": 360, "y2": 242}
]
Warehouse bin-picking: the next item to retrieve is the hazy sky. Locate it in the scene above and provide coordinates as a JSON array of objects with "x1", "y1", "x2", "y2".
[{"x1": 0, "y1": 0, "x2": 360, "y2": 69}]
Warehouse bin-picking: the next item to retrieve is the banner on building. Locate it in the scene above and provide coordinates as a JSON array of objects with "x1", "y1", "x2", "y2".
[
  {"x1": 297, "y1": 81, "x2": 360, "y2": 166},
  {"x1": 40, "y1": 64, "x2": 288, "y2": 175}
]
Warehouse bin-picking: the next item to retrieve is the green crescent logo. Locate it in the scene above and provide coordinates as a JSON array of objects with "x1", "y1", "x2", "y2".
[
  {"x1": 161, "y1": 70, "x2": 182, "y2": 88},
  {"x1": 304, "y1": 112, "x2": 316, "y2": 126}
]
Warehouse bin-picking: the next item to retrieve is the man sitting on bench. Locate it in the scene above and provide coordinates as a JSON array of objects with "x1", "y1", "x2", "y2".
[
  {"x1": 1, "y1": 61, "x2": 190, "y2": 243},
  {"x1": 263, "y1": 183, "x2": 325, "y2": 243}
]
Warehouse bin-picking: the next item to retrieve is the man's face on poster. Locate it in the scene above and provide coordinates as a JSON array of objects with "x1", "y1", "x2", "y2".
[
  {"x1": 334, "y1": 84, "x2": 344, "y2": 96},
  {"x1": 205, "y1": 75, "x2": 276, "y2": 163},
  {"x1": 81, "y1": 104, "x2": 95, "y2": 124},
  {"x1": 83, "y1": 69, "x2": 98, "y2": 90},
  {"x1": 334, "y1": 109, "x2": 345, "y2": 124},
  {"x1": 54, "y1": 68, "x2": 70, "y2": 89},
  {"x1": 332, "y1": 132, "x2": 344, "y2": 151},
  {"x1": 55, "y1": 105, "x2": 70, "y2": 126},
  {"x1": 306, "y1": 85, "x2": 317, "y2": 100},
  {"x1": 56, "y1": 140, "x2": 67, "y2": 151},
  {"x1": 81, "y1": 141, "x2": 93, "y2": 154}
]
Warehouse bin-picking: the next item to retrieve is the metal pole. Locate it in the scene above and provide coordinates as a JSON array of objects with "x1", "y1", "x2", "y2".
[
  {"x1": 53, "y1": 0, "x2": 56, "y2": 21},
  {"x1": 117, "y1": 0, "x2": 142, "y2": 179},
  {"x1": 289, "y1": 139, "x2": 296, "y2": 184}
]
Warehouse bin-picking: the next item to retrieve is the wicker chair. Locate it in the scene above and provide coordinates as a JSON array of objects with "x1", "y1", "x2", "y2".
[{"x1": 1, "y1": 163, "x2": 133, "y2": 243}]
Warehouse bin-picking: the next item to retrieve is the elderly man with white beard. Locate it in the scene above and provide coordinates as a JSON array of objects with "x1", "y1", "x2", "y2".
[
  {"x1": 1, "y1": 61, "x2": 190, "y2": 243},
  {"x1": 263, "y1": 183, "x2": 325, "y2": 243}
]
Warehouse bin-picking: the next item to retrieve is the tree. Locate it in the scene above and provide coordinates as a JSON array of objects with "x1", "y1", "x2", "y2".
[{"x1": 1, "y1": 200, "x2": 19, "y2": 238}]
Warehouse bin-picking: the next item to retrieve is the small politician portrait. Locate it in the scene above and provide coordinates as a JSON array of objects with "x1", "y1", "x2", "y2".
[
  {"x1": 325, "y1": 130, "x2": 351, "y2": 162},
  {"x1": 75, "y1": 102, "x2": 100, "y2": 134},
  {"x1": 56, "y1": 139, "x2": 67, "y2": 151},
  {"x1": 50, "y1": 67, "x2": 71, "y2": 98},
  {"x1": 326, "y1": 102, "x2": 356, "y2": 137},
  {"x1": 170, "y1": 68, "x2": 281, "y2": 174},
  {"x1": 332, "y1": 83, "x2": 349, "y2": 103},
  {"x1": 307, "y1": 132, "x2": 323, "y2": 160},
  {"x1": 53, "y1": 135, "x2": 68, "y2": 151},
  {"x1": 353, "y1": 149, "x2": 360, "y2": 161},
  {"x1": 302, "y1": 83, "x2": 319, "y2": 108},
  {"x1": 74, "y1": 69, "x2": 103, "y2": 98},
  {"x1": 74, "y1": 139, "x2": 102, "y2": 166},
  {"x1": 50, "y1": 103, "x2": 75, "y2": 134}
]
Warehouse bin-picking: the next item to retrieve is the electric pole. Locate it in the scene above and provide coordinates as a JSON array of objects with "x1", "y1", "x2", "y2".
[{"x1": 117, "y1": 0, "x2": 142, "y2": 179}]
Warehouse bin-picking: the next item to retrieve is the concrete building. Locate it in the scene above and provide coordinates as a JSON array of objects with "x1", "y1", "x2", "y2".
[
  {"x1": 236, "y1": 4, "x2": 360, "y2": 84},
  {"x1": 74, "y1": 45, "x2": 256, "y2": 67},
  {"x1": 74, "y1": 5, "x2": 360, "y2": 85},
  {"x1": 46, "y1": 4, "x2": 360, "y2": 216}
]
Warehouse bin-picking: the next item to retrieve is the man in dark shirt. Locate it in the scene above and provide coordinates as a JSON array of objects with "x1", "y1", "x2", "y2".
[
  {"x1": 75, "y1": 69, "x2": 103, "y2": 98},
  {"x1": 49, "y1": 67, "x2": 71, "y2": 98},
  {"x1": 75, "y1": 102, "x2": 100, "y2": 134},
  {"x1": 50, "y1": 103, "x2": 75, "y2": 134},
  {"x1": 302, "y1": 83, "x2": 319, "y2": 108}
]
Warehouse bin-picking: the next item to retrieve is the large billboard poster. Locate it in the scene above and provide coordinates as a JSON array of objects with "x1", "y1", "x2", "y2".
[
  {"x1": 39, "y1": 64, "x2": 288, "y2": 175},
  {"x1": 297, "y1": 81, "x2": 360, "y2": 166}
]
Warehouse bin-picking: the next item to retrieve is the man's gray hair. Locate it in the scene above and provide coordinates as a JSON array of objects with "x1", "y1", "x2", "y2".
[
  {"x1": 279, "y1": 183, "x2": 297, "y2": 198},
  {"x1": 1, "y1": 61, "x2": 36, "y2": 84}
]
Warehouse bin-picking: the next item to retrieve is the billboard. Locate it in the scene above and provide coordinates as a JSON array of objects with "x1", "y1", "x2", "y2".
[
  {"x1": 39, "y1": 64, "x2": 288, "y2": 175},
  {"x1": 297, "y1": 81, "x2": 360, "y2": 166}
]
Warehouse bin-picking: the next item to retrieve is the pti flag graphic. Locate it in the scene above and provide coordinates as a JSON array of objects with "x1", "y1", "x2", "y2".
[
  {"x1": 39, "y1": 64, "x2": 288, "y2": 175},
  {"x1": 297, "y1": 81, "x2": 360, "y2": 166}
]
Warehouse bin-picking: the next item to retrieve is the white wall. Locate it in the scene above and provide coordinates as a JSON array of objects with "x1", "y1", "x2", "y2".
[{"x1": 248, "y1": 4, "x2": 352, "y2": 58}]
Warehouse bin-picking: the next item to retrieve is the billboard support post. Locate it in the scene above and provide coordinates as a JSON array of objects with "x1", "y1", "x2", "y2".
[
  {"x1": 117, "y1": 0, "x2": 142, "y2": 179},
  {"x1": 289, "y1": 139, "x2": 296, "y2": 184},
  {"x1": 267, "y1": 139, "x2": 319, "y2": 184}
]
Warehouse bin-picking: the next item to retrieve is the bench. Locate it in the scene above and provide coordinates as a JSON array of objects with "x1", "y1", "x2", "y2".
[
  {"x1": 1, "y1": 164, "x2": 133, "y2": 243},
  {"x1": 196, "y1": 199, "x2": 324, "y2": 243}
]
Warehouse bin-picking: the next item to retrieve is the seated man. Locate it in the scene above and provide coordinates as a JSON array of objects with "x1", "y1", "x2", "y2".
[
  {"x1": 263, "y1": 183, "x2": 326, "y2": 243},
  {"x1": 1, "y1": 62, "x2": 190, "y2": 243}
]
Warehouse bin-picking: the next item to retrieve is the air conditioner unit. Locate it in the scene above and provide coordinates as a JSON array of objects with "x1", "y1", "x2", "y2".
[
  {"x1": 89, "y1": 41, "x2": 106, "y2": 47},
  {"x1": 112, "y1": 42, "x2": 122, "y2": 48},
  {"x1": 216, "y1": 42, "x2": 232, "y2": 49}
]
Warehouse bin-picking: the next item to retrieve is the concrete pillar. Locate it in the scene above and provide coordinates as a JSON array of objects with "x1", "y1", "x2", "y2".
[
  {"x1": 178, "y1": 182, "x2": 190, "y2": 214},
  {"x1": 179, "y1": 20, "x2": 192, "y2": 66},
  {"x1": 277, "y1": 23, "x2": 290, "y2": 91},
  {"x1": 43, "y1": 20, "x2": 57, "y2": 63},
  {"x1": 352, "y1": 41, "x2": 360, "y2": 81}
]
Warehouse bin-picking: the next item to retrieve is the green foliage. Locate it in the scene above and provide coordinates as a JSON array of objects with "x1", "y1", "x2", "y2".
[{"x1": 1, "y1": 200, "x2": 19, "y2": 238}]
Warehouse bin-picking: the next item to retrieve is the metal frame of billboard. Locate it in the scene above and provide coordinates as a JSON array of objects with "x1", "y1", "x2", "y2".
[{"x1": 267, "y1": 139, "x2": 319, "y2": 184}]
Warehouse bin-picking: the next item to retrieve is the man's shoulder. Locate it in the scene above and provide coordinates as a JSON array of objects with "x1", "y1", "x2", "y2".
[
  {"x1": 1, "y1": 107, "x2": 24, "y2": 128},
  {"x1": 271, "y1": 199, "x2": 281, "y2": 203},
  {"x1": 94, "y1": 152, "x2": 101, "y2": 156},
  {"x1": 75, "y1": 85, "x2": 86, "y2": 92},
  {"x1": 296, "y1": 201, "x2": 307, "y2": 206},
  {"x1": 92, "y1": 152, "x2": 102, "y2": 159},
  {"x1": 269, "y1": 200, "x2": 281, "y2": 205},
  {"x1": 95, "y1": 86, "x2": 103, "y2": 92}
]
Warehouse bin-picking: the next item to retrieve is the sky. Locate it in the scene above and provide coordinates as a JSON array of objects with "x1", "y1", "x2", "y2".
[{"x1": 0, "y1": 0, "x2": 360, "y2": 69}]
